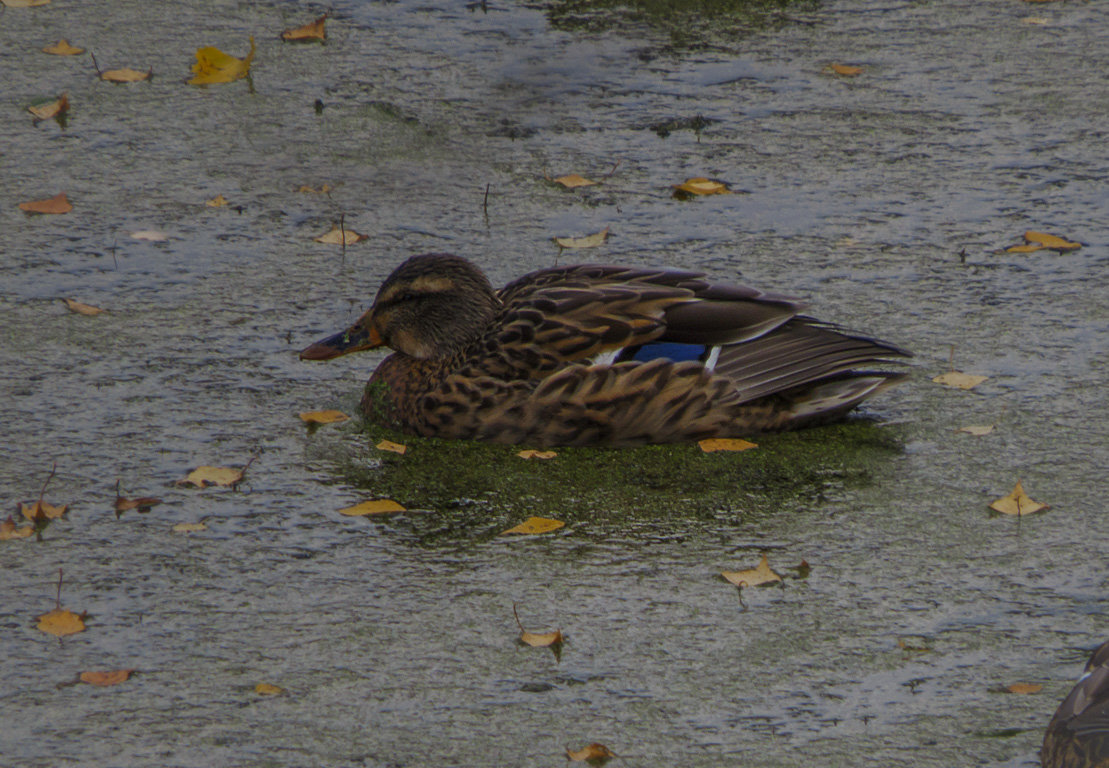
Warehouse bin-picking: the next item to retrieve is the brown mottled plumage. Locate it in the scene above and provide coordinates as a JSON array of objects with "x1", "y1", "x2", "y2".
[
  {"x1": 300, "y1": 254, "x2": 910, "y2": 446},
  {"x1": 1042, "y1": 640, "x2": 1109, "y2": 768}
]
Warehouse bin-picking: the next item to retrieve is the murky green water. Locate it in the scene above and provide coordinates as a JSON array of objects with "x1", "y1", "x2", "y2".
[{"x1": 2, "y1": 1, "x2": 1107, "y2": 766}]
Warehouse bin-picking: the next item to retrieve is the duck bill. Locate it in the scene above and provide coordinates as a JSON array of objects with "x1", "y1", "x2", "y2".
[{"x1": 299, "y1": 323, "x2": 383, "y2": 361}]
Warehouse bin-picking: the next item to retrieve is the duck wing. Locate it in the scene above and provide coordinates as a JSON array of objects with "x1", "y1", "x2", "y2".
[{"x1": 1043, "y1": 640, "x2": 1109, "y2": 768}]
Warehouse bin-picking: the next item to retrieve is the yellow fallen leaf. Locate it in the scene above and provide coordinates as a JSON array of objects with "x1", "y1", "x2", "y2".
[
  {"x1": 0, "y1": 515, "x2": 34, "y2": 540},
  {"x1": 932, "y1": 371, "x2": 988, "y2": 390},
  {"x1": 517, "y1": 449, "x2": 557, "y2": 459},
  {"x1": 282, "y1": 14, "x2": 327, "y2": 41},
  {"x1": 172, "y1": 521, "x2": 208, "y2": 533},
  {"x1": 100, "y1": 67, "x2": 152, "y2": 83},
  {"x1": 189, "y1": 36, "x2": 255, "y2": 85},
  {"x1": 826, "y1": 63, "x2": 864, "y2": 76},
  {"x1": 957, "y1": 424, "x2": 995, "y2": 436},
  {"x1": 553, "y1": 227, "x2": 609, "y2": 249},
  {"x1": 376, "y1": 439, "x2": 407, "y2": 455},
  {"x1": 1021, "y1": 16, "x2": 1049, "y2": 24},
  {"x1": 254, "y1": 682, "x2": 285, "y2": 695},
  {"x1": 552, "y1": 174, "x2": 598, "y2": 189},
  {"x1": 1, "y1": 0, "x2": 50, "y2": 6},
  {"x1": 721, "y1": 552, "x2": 782, "y2": 588},
  {"x1": 990, "y1": 480, "x2": 1049, "y2": 516},
  {"x1": 114, "y1": 495, "x2": 162, "y2": 514},
  {"x1": 177, "y1": 465, "x2": 247, "y2": 488},
  {"x1": 1007, "y1": 682, "x2": 1043, "y2": 694},
  {"x1": 698, "y1": 438, "x2": 758, "y2": 453},
  {"x1": 1023, "y1": 230, "x2": 1081, "y2": 252},
  {"x1": 299, "y1": 410, "x2": 349, "y2": 424},
  {"x1": 62, "y1": 298, "x2": 104, "y2": 316},
  {"x1": 206, "y1": 194, "x2": 229, "y2": 207},
  {"x1": 27, "y1": 93, "x2": 68, "y2": 121},
  {"x1": 501, "y1": 517, "x2": 565, "y2": 535},
  {"x1": 37, "y1": 608, "x2": 86, "y2": 637},
  {"x1": 80, "y1": 669, "x2": 133, "y2": 686},
  {"x1": 339, "y1": 499, "x2": 406, "y2": 516},
  {"x1": 43, "y1": 39, "x2": 84, "y2": 55},
  {"x1": 297, "y1": 184, "x2": 332, "y2": 194},
  {"x1": 19, "y1": 192, "x2": 72, "y2": 214},
  {"x1": 314, "y1": 224, "x2": 367, "y2": 245},
  {"x1": 566, "y1": 743, "x2": 615, "y2": 763},
  {"x1": 21, "y1": 499, "x2": 67, "y2": 521},
  {"x1": 673, "y1": 177, "x2": 732, "y2": 196},
  {"x1": 130, "y1": 230, "x2": 168, "y2": 242}
]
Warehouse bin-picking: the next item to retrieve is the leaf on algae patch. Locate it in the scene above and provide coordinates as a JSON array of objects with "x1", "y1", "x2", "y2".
[
  {"x1": 376, "y1": 439, "x2": 407, "y2": 455},
  {"x1": 989, "y1": 480, "x2": 1049, "y2": 516},
  {"x1": 698, "y1": 438, "x2": 757, "y2": 453},
  {"x1": 721, "y1": 552, "x2": 782, "y2": 588},
  {"x1": 501, "y1": 517, "x2": 564, "y2": 535},
  {"x1": 339, "y1": 499, "x2": 406, "y2": 516},
  {"x1": 517, "y1": 449, "x2": 557, "y2": 460},
  {"x1": 189, "y1": 36, "x2": 255, "y2": 85}
]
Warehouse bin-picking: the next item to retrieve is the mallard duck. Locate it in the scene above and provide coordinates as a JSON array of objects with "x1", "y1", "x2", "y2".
[
  {"x1": 300, "y1": 254, "x2": 910, "y2": 446},
  {"x1": 1042, "y1": 639, "x2": 1109, "y2": 768}
]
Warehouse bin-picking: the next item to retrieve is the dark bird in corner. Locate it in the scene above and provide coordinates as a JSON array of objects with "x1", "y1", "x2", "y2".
[{"x1": 1043, "y1": 639, "x2": 1109, "y2": 768}]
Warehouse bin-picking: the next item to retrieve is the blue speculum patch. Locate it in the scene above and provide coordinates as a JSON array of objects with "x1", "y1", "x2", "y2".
[{"x1": 628, "y1": 342, "x2": 707, "y2": 363}]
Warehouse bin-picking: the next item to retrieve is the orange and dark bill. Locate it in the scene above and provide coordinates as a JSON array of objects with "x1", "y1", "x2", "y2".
[{"x1": 299, "y1": 322, "x2": 383, "y2": 361}]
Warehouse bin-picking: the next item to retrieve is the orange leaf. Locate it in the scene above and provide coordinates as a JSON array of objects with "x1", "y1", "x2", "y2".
[
  {"x1": 282, "y1": 14, "x2": 328, "y2": 41},
  {"x1": 100, "y1": 67, "x2": 152, "y2": 83},
  {"x1": 721, "y1": 552, "x2": 782, "y2": 588},
  {"x1": 299, "y1": 410, "x2": 349, "y2": 424},
  {"x1": 501, "y1": 517, "x2": 565, "y2": 535},
  {"x1": 552, "y1": 174, "x2": 598, "y2": 189},
  {"x1": 0, "y1": 515, "x2": 34, "y2": 540},
  {"x1": 566, "y1": 743, "x2": 616, "y2": 763},
  {"x1": 1007, "y1": 682, "x2": 1043, "y2": 694},
  {"x1": 375, "y1": 439, "x2": 407, "y2": 454},
  {"x1": 827, "y1": 63, "x2": 863, "y2": 76},
  {"x1": 37, "y1": 608, "x2": 86, "y2": 637},
  {"x1": 62, "y1": 298, "x2": 104, "y2": 316},
  {"x1": 206, "y1": 194, "x2": 230, "y2": 207},
  {"x1": 177, "y1": 464, "x2": 248, "y2": 488},
  {"x1": 114, "y1": 495, "x2": 162, "y2": 514},
  {"x1": 80, "y1": 669, "x2": 133, "y2": 687},
  {"x1": 698, "y1": 438, "x2": 757, "y2": 453},
  {"x1": 19, "y1": 192, "x2": 72, "y2": 214},
  {"x1": 516, "y1": 449, "x2": 557, "y2": 460},
  {"x1": 254, "y1": 682, "x2": 285, "y2": 695},
  {"x1": 314, "y1": 225, "x2": 367, "y2": 245},
  {"x1": 21, "y1": 499, "x2": 67, "y2": 521},
  {"x1": 989, "y1": 480, "x2": 1049, "y2": 516},
  {"x1": 339, "y1": 499, "x2": 406, "y2": 516},
  {"x1": 42, "y1": 39, "x2": 84, "y2": 55},
  {"x1": 1023, "y1": 230, "x2": 1081, "y2": 252},
  {"x1": 27, "y1": 93, "x2": 68, "y2": 121}
]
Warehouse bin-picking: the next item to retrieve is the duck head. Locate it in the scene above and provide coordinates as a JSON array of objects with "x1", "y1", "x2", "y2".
[{"x1": 300, "y1": 253, "x2": 499, "y2": 361}]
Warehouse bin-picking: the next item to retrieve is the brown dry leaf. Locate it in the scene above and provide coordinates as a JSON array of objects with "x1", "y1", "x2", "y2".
[
  {"x1": 339, "y1": 499, "x2": 406, "y2": 516},
  {"x1": 282, "y1": 14, "x2": 328, "y2": 41},
  {"x1": 28, "y1": 93, "x2": 68, "y2": 121},
  {"x1": 517, "y1": 449, "x2": 557, "y2": 460},
  {"x1": 43, "y1": 39, "x2": 84, "y2": 55},
  {"x1": 721, "y1": 552, "x2": 782, "y2": 588},
  {"x1": 957, "y1": 424, "x2": 995, "y2": 436},
  {"x1": 19, "y1": 192, "x2": 72, "y2": 215},
  {"x1": 100, "y1": 67, "x2": 152, "y2": 83},
  {"x1": 299, "y1": 410, "x2": 349, "y2": 424},
  {"x1": 130, "y1": 230, "x2": 169, "y2": 241},
  {"x1": 206, "y1": 194, "x2": 229, "y2": 207},
  {"x1": 80, "y1": 669, "x2": 133, "y2": 687},
  {"x1": 1023, "y1": 230, "x2": 1082, "y2": 252},
  {"x1": 673, "y1": 177, "x2": 732, "y2": 197},
  {"x1": 61, "y1": 298, "x2": 104, "y2": 316},
  {"x1": 254, "y1": 682, "x2": 285, "y2": 695},
  {"x1": 114, "y1": 495, "x2": 162, "y2": 514},
  {"x1": 172, "y1": 521, "x2": 208, "y2": 533},
  {"x1": 1007, "y1": 682, "x2": 1043, "y2": 694},
  {"x1": 177, "y1": 464, "x2": 247, "y2": 488},
  {"x1": 566, "y1": 743, "x2": 616, "y2": 764},
  {"x1": 1021, "y1": 16, "x2": 1049, "y2": 24},
  {"x1": 501, "y1": 517, "x2": 565, "y2": 535},
  {"x1": 552, "y1": 174, "x2": 598, "y2": 189},
  {"x1": 826, "y1": 63, "x2": 864, "y2": 76},
  {"x1": 932, "y1": 371, "x2": 988, "y2": 390},
  {"x1": 897, "y1": 637, "x2": 931, "y2": 653},
  {"x1": 553, "y1": 227, "x2": 609, "y2": 249},
  {"x1": 297, "y1": 184, "x2": 332, "y2": 194},
  {"x1": 376, "y1": 439, "x2": 408, "y2": 455},
  {"x1": 22, "y1": 499, "x2": 67, "y2": 521},
  {"x1": 314, "y1": 224, "x2": 367, "y2": 245},
  {"x1": 698, "y1": 438, "x2": 758, "y2": 453},
  {"x1": 189, "y1": 37, "x2": 255, "y2": 85},
  {"x1": 37, "y1": 608, "x2": 86, "y2": 637},
  {"x1": 1, "y1": 515, "x2": 35, "y2": 540},
  {"x1": 990, "y1": 480, "x2": 1049, "y2": 516}
]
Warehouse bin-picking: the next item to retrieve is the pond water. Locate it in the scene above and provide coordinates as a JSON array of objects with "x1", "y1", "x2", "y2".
[{"x1": 1, "y1": 0, "x2": 1107, "y2": 766}]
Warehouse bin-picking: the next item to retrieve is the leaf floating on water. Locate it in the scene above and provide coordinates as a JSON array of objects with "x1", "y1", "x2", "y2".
[
  {"x1": 932, "y1": 371, "x2": 988, "y2": 390},
  {"x1": 254, "y1": 682, "x2": 285, "y2": 695},
  {"x1": 721, "y1": 552, "x2": 782, "y2": 588},
  {"x1": 698, "y1": 438, "x2": 757, "y2": 453},
  {"x1": 299, "y1": 410, "x2": 349, "y2": 425},
  {"x1": 1, "y1": 515, "x2": 35, "y2": 540},
  {"x1": 43, "y1": 39, "x2": 84, "y2": 55},
  {"x1": 22, "y1": 499, "x2": 67, "y2": 521},
  {"x1": 100, "y1": 67, "x2": 152, "y2": 83},
  {"x1": 27, "y1": 93, "x2": 68, "y2": 121},
  {"x1": 825, "y1": 63, "x2": 864, "y2": 76},
  {"x1": 130, "y1": 230, "x2": 169, "y2": 241},
  {"x1": 206, "y1": 194, "x2": 229, "y2": 207},
  {"x1": 37, "y1": 607, "x2": 86, "y2": 637},
  {"x1": 172, "y1": 521, "x2": 208, "y2": 533},
  {"x1": 375, "y1": 439, "x2": 407, "y2": 455},
  {"x1": 177, "y1": 460, "x2": 253, "y2": 489},
  {"x1": 1006, "y1": 682, "x2": 1043, "y2": 694},
  {"x1": 513, "y1": 605, "x2": 563, "y2": 651},
  {"x1": 672, "y1": 177, "x2": 732, "y2": 198},
  {"x1": 565, "y1": 743, "x2": 616, "y2": 764},
  {"x1": 114, "y1": 495, "x2": 162, "y2": 515},
  {"x1": 517, "y1": 449, "x2": 557, "y2": 460},
  {"x1": 314, "y1": 224, "x2": 367, "y2": 245},
  {"x1": 552, "y1": 173, "x2": 598, "y2": 189},
  {"x1": 989, "y1": 480, "x2": 1049, "y2": 516},
  {"x1": 339, "y1": 499, "x2": 406, "y2": 516},
  {"x1": 1, "y1": 0, "x2": 51, "y2": 6},
  {"x1": 19, "y1": 192, "x2": 72, "y2": 214},
  {"x1": 1004, "y1": 230, "x2": 1082, "y2": 254},
  {"x1": 189, "y1": 36, "x2": 255, "y2": 85},
  {"x1": 501, "y1": 517, "x2": 565, "y2": 535},
  {"x1": 897, "y1": 637, "x2": 931, "y2": 653},
  {"x1": 61, "y1": 298, "x2": 105, "y2": 316},
  {"x1": 281, "y1": 14, "x2": 327, "y2": 41},
  {"x1": 297, "y1": 184, "x2": 332, "y2": 194},
  {"x1": 80, "y1": 669, "x2": 133, "y2": 687},
  {"x1": 553, "y1": 227, "x2": 609, "y2": 249},
  {"x1": 957, "y1": 424, "x2": 995, "y2": 436}
]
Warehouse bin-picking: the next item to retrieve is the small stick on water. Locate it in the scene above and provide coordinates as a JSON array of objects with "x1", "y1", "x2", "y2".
[
  {"x1": 482, "y1": 183, "x2": 490, "y2": 217},
  {"x1": 54, "y1": 567, "x2": 64, "y2": 609},
  {"x1": 90, "y1": 52, "x2": 102, "y2": 77},
  {"x1": 339, "y1": 213, "x2": 347, "y2": 267},
  {"x1": 602, "y1": 159, "x2": 621, "y2": 179}
]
